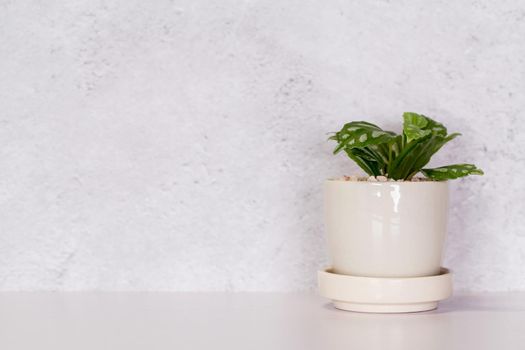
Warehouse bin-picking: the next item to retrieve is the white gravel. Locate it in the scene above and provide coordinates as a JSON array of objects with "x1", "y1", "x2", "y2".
[{"x1": 336, "y1": 175, "x2": 432, "y2": 182}]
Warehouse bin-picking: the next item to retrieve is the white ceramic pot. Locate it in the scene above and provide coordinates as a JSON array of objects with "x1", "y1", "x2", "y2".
[{"x1": 324, "y1": 180, "x2": 449, "y2": 278}]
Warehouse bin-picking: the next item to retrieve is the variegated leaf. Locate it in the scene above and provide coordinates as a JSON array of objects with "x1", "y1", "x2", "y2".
[
  {"x1": 345, "y1": 148, "x2": 382, "y2": 176},
  {"x1": 424, "y1": 116, "x2": 447, "y2": 137},
  {"x1": 388, "y1": 131, "x2": 462, "y2": 180},
  {"x1": 403, "y1": 112, "x2": 448, "y2": 143},
  {"x1": 332, "y1": 121, "x2": 395, "y2": 154},
  {"x1": 421, "y1": 164, "x2": 484, "y2": 181},
  {"x1": 329, "y1": 112, "x2": 483, "y2": 181}
]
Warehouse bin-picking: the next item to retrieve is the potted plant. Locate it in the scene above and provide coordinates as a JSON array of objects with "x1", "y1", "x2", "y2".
[{"x1": 318, "y1": 112, "x2": 483, "y2": 313}]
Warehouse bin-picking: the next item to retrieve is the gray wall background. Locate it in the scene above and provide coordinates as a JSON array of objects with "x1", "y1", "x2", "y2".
[{"x1": 1, "y1": 0, "x2": 524, "y2": 291}]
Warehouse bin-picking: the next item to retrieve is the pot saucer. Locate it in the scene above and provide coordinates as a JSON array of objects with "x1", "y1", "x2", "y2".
[{"x1": 318, "y1": 267, "x2": 452, "y2": 313}]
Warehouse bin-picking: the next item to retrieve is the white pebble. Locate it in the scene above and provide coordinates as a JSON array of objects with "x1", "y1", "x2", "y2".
[
  {"x1": 411, "y1": 177, "x2": 420, "y2": 182},
  {"x1": 367, "y1": 176, "x2": 377, "y2": 182},
  {"x1": 376, "y1": 176, "x2": 388, "y2": 182}
]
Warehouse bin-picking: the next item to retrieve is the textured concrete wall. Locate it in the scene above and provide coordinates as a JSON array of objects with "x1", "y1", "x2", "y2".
[{"x1": 0, "y1": 0, "x2": 523, "y2": 291}]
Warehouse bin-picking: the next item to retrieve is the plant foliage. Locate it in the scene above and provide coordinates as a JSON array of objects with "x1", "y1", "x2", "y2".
[{"x1": 329, "y1": 112, "x2": 483, "y2": 181}]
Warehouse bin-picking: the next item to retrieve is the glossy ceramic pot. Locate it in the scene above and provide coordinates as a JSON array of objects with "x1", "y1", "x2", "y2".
[{"x1": 324, "y1": 180, "x2": 449, "y2": 278}]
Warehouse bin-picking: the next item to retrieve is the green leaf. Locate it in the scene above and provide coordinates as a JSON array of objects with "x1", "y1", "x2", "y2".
[
  {"x1": 345, "y1": 148, "x2": 381, "y2": 176},
  {"x1": 424, "y1": 116, "x2": 447, "y2": 137},
  {"x1": 421, "y1": 164, "x2": 484, "y2": 181},
  {"x1": 387, "y1": 133, "x2": 433, "y2": 180},
  {"x1": 331, "y1": 121, "x2": 396, "y2": 154},
  {"x1": 403, "y1": 112, "x2": 448, "y2": 143},
  {"x1": 403, "y1": 112, "x2": 431, "y2": 143},
  {"x1": 444, "y1": 132, "x2": 461, "y2": 142},
  {"x1": 387, "y1": 134, "x2": 403, "y2": 160},
  {"x1": 387, "y1": 132, "x2": 461, "y2": 180},
  {"x1": 328, "y1": 112, "x2": 479, "y2": 182}
]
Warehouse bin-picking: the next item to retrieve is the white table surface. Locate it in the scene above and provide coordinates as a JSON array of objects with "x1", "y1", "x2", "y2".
[{"x1": 0, "y1": 292, "x2": 524, "y2": 350}]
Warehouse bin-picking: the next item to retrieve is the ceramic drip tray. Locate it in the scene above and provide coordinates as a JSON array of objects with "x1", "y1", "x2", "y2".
[{"x1": 318, "y1": 267, "x2": 452, "y2": 313}]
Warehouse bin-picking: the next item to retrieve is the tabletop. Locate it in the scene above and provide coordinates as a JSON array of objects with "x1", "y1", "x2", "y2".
[{"x1": 0, "y1": 292, "x2": 524, "y2": 349}]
